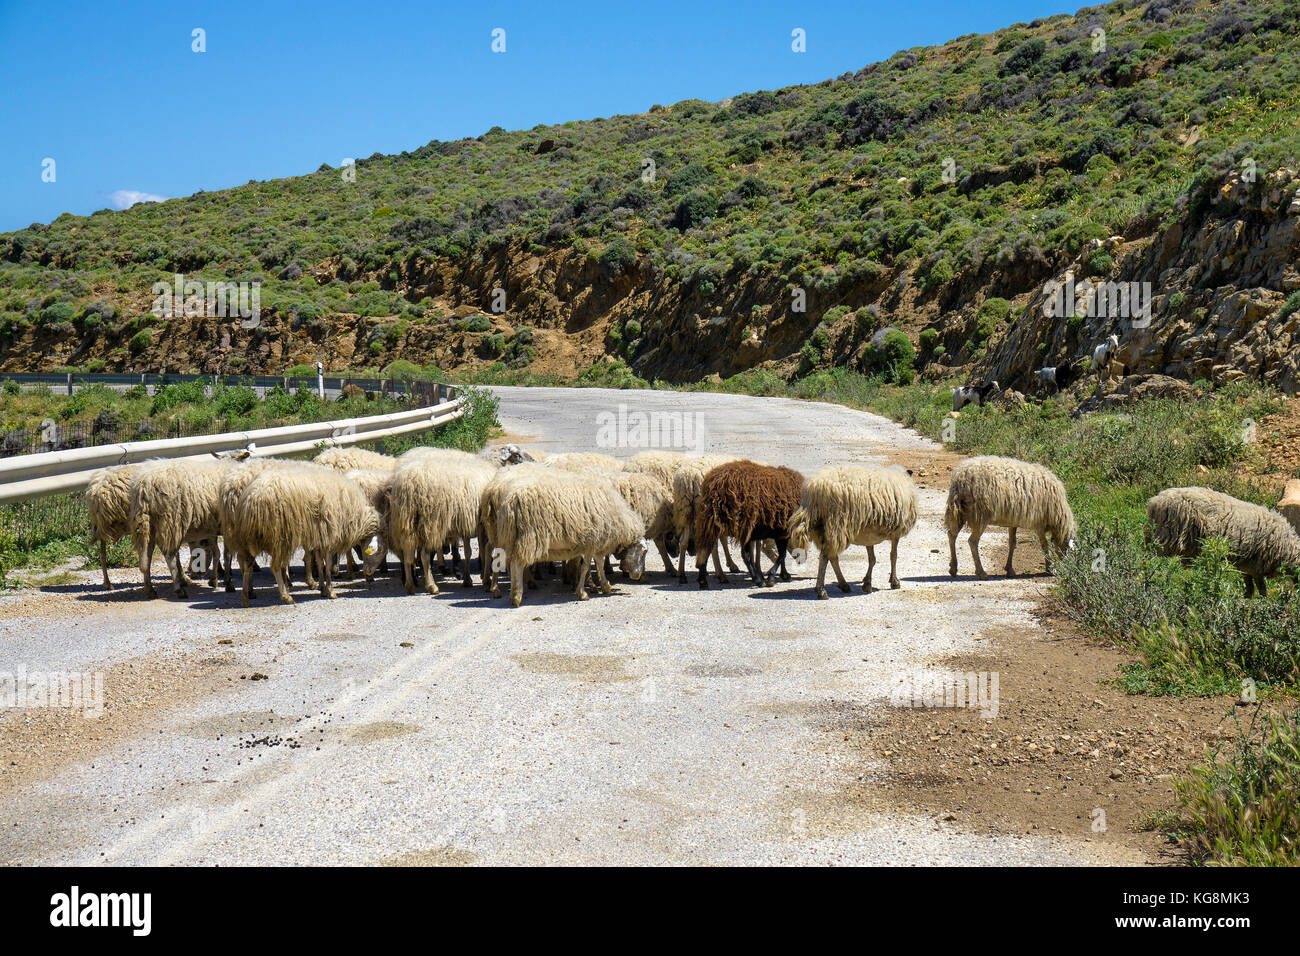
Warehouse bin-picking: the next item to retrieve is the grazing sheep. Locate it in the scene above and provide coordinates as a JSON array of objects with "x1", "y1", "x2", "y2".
[
  {"x1": 944, "y1": 455, "x2": 1076, "y2": 579},
  {"x1": 605, "y1": 468, "x2": 677, "y2": 574},
  {"x1": 1146, "y1": 487, "x2": 1300, "y2": 597},
  {"x1": 481, "y1": 466, "x2": 646, "y2": 606},
  {"x1": 314, "y1": 446, "x2": 397, "y2": 473},
  {"x1": 85, "y1": 464, "x2": 141, "y2": 589},
  {"x1": 388, "y1": 452, "x2": 496, "y2": 594},
  {"x1": 787, "y1": 465, "x2": 918, "y2": 599},
  {"x1": 342, "y1": 467, "x2": 394, "y2": 579},
  {"x1": 1092, "y1": 333, "x2": 1121, "y2": 382},
  {"x1": 1277, "y1": 479, "x2": 1300, "y2": 537},
  {"x1": 130, "y1": 452, "x2": 250, "y2": 599},
  {"x1": 231, "y1": 466, "x2": 381, "y2": 606},
  {"x1": 695, "y1": 460, "x2": 804, "y2": 589},
  {"x1": 952, "y1": 381, "x2": 1000, "y2": 413}
]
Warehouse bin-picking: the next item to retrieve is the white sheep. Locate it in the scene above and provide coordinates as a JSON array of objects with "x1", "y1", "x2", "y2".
[
  {"x1": 130, "y1": 452, "x2": 250, "y2": 599},
  {"x1": 84, "y1": 464, "x2": 141, "y2": 589},
  {"x1": 944, "y1": 455, "x2": 1076, "y2": 579},
  {"x1": 387, "y1": 452, "x2": 496, "y2": 594},
  {"x1": 230, "y1": 466, "x2": 381, "y2": 606},
  {"x1": 1146, "y1": 487, "x2": 1300, "y2": 597},
  {"x1": 603, "y1": 468, "x2": 677, "y2": 575},
  {"x1": 480, "y1": 465, "x2": 646, "y2": 606},
  {"x1": 788, "y1": 465, "x2": 919, "y2": 598}
]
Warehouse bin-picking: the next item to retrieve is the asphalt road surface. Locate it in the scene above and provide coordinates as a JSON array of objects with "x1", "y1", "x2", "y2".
[{"x1": 0, "y1": 386, "x2": 1142, "y2": 865}]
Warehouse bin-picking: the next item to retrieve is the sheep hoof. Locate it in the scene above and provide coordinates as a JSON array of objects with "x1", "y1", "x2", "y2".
[
  {"x1": 510, "y1": 594, "x2": 522, "y2": 608},
  {"x1": 779, "y1": 571, "x2": 791, "y2": 582},
  {"x1": 976, "y1": 571, "x2": 989, "y2": 581},
  {"x1": 815, "y1": 588, "x2": 829, "y2": 600},
  {"x1": 1004, "y1": 568, "x2": 1017, "y2": 578},
  {"x1": 762, "y1": 577, "x2": 775, "y2": 588},
  {"x1": 175, "y1": 588, "x2": 188, "y2": 600},
  {"x1": 698, "y1": 580, "x2": 709, "y2": 590},
  {"x1": 838, "y1": 582, "x2": 852, "y2": 593},
  {"x1": 577, "y1": 591, "x2": 589, "y2": 601},
  {"x1": 240, "y1": 597, "x2": 251, "y2": 608},
  {"x1": 323, "y1": 590, "x2": 337, "y2": 600},
  {"x1": 889, "y1": 579, "x2": 901, "y2": 590}
]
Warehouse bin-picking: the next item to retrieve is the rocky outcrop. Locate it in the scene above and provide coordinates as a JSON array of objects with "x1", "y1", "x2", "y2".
[{"x1": 978, "y1": 169, "x2": 1300, "y2": 394}]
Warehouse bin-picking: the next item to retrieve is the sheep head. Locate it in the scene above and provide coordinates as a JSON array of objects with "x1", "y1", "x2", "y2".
[{"x1": 618, "y1": 541, "x2": 647, "y2": 581}]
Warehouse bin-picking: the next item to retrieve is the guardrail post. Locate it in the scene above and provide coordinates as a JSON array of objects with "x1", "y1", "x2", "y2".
[
  {"x1": 317, "y1": 362, "x2": 324, "y2": 399},
  {"x1": 66, "y1": 373, "x2": 73, "y2": 396}
]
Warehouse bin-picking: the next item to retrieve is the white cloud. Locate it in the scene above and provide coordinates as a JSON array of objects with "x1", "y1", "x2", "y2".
[{"x1": 106, "y1": 189, "x2": 167, "y2": 209}]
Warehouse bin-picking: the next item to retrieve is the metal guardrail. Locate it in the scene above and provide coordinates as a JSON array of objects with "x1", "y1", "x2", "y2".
[
  {"x1": 0, "y1": 386, "x2": 463, "y2": 505},
  {"x1": 0, "y1": 370, "x2": 430, "y2": 395}
]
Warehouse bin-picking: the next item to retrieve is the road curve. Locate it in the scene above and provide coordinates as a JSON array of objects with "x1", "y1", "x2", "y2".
[{"x1": 0, "y1": 386, "x2": 1142, "y2": 865}]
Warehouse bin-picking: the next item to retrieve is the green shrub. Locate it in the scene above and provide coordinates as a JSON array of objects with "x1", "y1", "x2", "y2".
[
  {"x1": 129, "y1": 329, "x2": 152, "y2": 352},
  {"x1": 674, "y1": 191, "x2": 717, "y2": 229},
  {"x1": 215, "y1": 385, "x2": 258, "y2": 418}
]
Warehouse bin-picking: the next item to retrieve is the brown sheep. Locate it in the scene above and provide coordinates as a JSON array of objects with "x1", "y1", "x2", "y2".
[{"x1": 695, "y1": 460, "x2": 804, "y2": 589}]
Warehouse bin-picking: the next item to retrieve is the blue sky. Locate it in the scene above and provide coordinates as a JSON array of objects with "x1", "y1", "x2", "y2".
[{"x1": 0, "y1": 0, "x2": 1075, "y2": 232}]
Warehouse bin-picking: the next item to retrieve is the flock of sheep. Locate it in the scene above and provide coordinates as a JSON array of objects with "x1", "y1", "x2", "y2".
[{"x1": 82, "y1": 437, "x2": 1300, "y2": 608}]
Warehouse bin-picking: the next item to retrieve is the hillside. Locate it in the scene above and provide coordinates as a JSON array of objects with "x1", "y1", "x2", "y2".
[{"x1": 3, "y1": 0, "x2": 1300, "y2": 389}]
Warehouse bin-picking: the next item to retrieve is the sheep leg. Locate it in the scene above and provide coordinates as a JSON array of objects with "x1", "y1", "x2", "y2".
[
  {"x1": 400, "y1": 550, "x2": 413, "y2": 594},
  {"x1": 1036, "y1": 529, "x2": 1052, "y2": 574},
  {"x1": 593, "y1": 554, "x2": 613, "y2": 596},
  {"x1": 696, "y1": 542, "x2": 711, "y2": 589},
  {"x1": 815, "y1": 552, "x2": 831, "y2": 600},
  {"x1": 303, "y1": 553, "x2": 318, "y2": 590},
  {"x1": 509, "y1": 558, "x2": 526, "y2": 607},
  {"x1": 139, "y1": 537, "x2": 156, "y2": 598},
  {"x1": 208, "y1": 542, "x2": 220, "y2": 588},
  {"x1": 655, "y1": 535, "x2": 677, "y2": 576},
  {"x1": 1005, "y1": 527, "x2": 1018, "y2": 577},
  {"x1": 828, "y1": 552, "x2": 851, "y2": 593},
  {"x1": 321, "y1": 554, "x2": 337, "y2": 600},
  {"x1": 343, "y1": 549, "x2": 357, "y2": 581},
  {"x1": 100, "y1": 540, "x2": 113, "y2": 590},
  {"x1": 889, "y1": 538, "x2": 901, "y2": 589},
  {"x1": 722, "y1": 539, "x2": 742, "y2": 573},
  {"x1": 677, "y1": 533, "x2": 691, "y2": 585},
  {"x1": 711, "y1": 543, "x2": 729, "y2": 584},
  {"x1": 968, "y1": 524, "x2": 989, "y2": 579},
  {"x1": 420, "y1": 547, "x2": 439, "y2": 595},
  {"x1": 223, "y1": 542, "x2": 236, "y2": 592},
  {"x1": 239, "y1": 550, "x2": 256, "y2": 606},
  {"x1": 947, "y1": 521, "x2": 962, "y2": 578},
  {"x1": 775, "y1": 540, "x2": 792, "y2": 581},
  {"x1": 272, "y1": 553, "x2": 294, "y2": 605},
  {"x1": 167, "y1": 551, "x2": 188, "y2": 599},
  {"x1": 863, "y1": 546, "x2": 877, "y2": 593},
  {"x1": 460, "y1": 538, "x2": 474, "y2": 588}
]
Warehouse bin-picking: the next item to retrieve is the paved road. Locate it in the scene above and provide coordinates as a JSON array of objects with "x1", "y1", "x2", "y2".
[{"x1": 0, "y1": 387, "x2": 1140, "y2": 865}]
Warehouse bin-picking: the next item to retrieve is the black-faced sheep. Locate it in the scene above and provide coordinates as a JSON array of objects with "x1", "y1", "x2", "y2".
[
  {"x1": 1146, "y1": 486, "x2": 1300, "y2": 597},
  {"x1": 952, "y1": 381, "x2": 1000, "y2": 412},
  {"x1": 480, "y1": 465, "x2": 646, "y2": 606},
  {"x1": 787, "y1": 465, "x2": 918, "y2": 599},
  {"x1": 695, "y1": 460, "x2": 804, "y2": 589},
  {"x1": 944, "y1": 455, "x2": 1076, "y2": 579}
]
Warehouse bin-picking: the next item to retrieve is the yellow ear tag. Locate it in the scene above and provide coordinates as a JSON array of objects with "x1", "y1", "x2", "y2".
[{"x1": 364, "y1": 546, "x2": 376, "y2": 556}]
